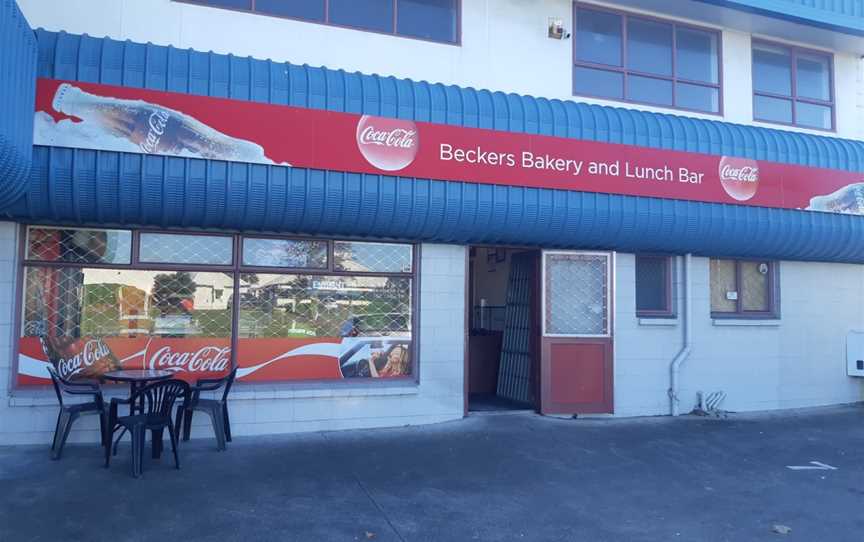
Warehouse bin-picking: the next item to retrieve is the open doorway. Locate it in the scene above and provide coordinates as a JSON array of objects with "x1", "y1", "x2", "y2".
[{"x1": 467, "y1": 247, "x2": 540, "y2": 412}]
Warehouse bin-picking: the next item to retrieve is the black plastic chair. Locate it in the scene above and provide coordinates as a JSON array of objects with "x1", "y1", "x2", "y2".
[
  {"x1": 175, "y1": 367, "x2": 237, "y2": 451},
  {"x1": 46, "y1": 366, "x2": 106, "y2": 460},
  {"x1": 105, "y1": 379, "x2": 190, "y2": 478}
]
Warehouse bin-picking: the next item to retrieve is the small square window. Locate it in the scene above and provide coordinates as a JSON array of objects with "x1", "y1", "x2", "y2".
[
  {"x1": 710, "y1": 259, "x2": 778, "y2": 318},
  {"x1": 635, "y1": 255, "x2": 674, "y2": 317}
]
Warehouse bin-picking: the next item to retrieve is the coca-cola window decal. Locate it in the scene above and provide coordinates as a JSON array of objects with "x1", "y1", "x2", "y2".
[
  {"x1": 242, "y1": 238, "x2": 328, "y2": 269},
  {"x1": 26, "y1": 227, "x2": 132, "y2": 265},
  {"x1": 18, "y1": 226, "x2": 416, "y2": 386},
  {"x1": 334, "y1": 241, "x2": 413, "y2": 273},
  {"x1": 139, "y1": 233, "x2": 234, "y2": 266}
]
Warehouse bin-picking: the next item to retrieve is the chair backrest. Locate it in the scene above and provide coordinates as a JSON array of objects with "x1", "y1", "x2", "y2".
[
  {"x1": 221, "y1": 367, "x2": 238, "y2": 402},
  {"x1": 45, "y1": 365, "x2": 65, "y2": 406},
  {"x1": 134, "y1": 379, "x2": 190, "y2": 418}
]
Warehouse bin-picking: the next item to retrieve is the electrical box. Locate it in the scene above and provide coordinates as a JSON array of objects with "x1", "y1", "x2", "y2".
[{"x1": 846, "y1": 331, "x2": 864, "y2": 377}]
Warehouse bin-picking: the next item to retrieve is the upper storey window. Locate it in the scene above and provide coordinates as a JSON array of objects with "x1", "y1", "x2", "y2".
[
  {"x1": 752, "y1": 41, "x2": 834, "y2": 131},
  {"x1": 573, "y1": 4, "x2": 721, "y2": 114},
  {"x1": 178, "y1": 0, "x2": 460, "y2": 45}
]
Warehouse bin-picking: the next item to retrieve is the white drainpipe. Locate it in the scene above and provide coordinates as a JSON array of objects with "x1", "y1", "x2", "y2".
[{"x1": 669, "y1": 253, "x2": 692, "y2": 416}]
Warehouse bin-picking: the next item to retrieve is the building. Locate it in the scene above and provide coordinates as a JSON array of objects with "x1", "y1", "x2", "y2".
[{"x1": 1, "y1": 0, "x2": 863, "y2": 445}]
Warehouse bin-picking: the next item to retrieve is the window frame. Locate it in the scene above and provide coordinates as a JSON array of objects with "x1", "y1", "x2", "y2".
[
  {"x1": 173, "y1": 0, "x2": 462, "y2": 46},
  {"x1": 709, "y1": 258, "x2": 780, "y2": 319},
  {"x1": 634, "y1": 254, "x2": 675, "y2": 319},
  {"x1": 15, "y1": 225, "x2": 420, "y2": 388},
  {"x1": 751, "y1": 39, "x2": 835, "y2": 132},
  {"x1": 572, "y1": 2, "x2": 723, "y2": 116}
]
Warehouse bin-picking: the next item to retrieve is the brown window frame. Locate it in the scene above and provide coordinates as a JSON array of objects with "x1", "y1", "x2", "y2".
[
  {"x1": 751, "y1": 39, "x2": 835, "y2": 132},
  {"x1": 572, "y1": 2, "x2": 723, "y2": 116},
  {"x1": 173, "y1": 0, "x2": 462, "y2": 46},
  {"x1": 635, "y1": 254, "x2": 675, "y2": 318},
  {"x1": 709, "y1": 258, "x2": 780, "y2": 319},
  {"x1": 15, "y1": 225, "x2": 420, "y2": 388}
]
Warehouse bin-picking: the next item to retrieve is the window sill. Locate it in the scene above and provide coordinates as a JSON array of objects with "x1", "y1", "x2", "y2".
[
  {"x1": 7, "y1": 381, "x2": 421, "y2": 407},
  {"x1": 638, "y1": 318, "x2": 678, "y2": 327},
  {"x1": 712, "y1": 319, "x2": 780, "y2": 327}
]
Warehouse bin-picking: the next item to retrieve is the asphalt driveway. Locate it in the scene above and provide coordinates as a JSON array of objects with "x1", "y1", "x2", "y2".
[{"x1": 1, "y1": 405, "x2": 863, "y2": 542}]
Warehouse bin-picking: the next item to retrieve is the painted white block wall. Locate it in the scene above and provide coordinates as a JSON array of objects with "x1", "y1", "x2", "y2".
[
  {"x1": 615, "y1": 253, "x2": 864, "y2": 417},
  {"x1": 0, "y1": 241, "x2": 466, "y2": 446},
  {"x1": 16, "y1": 0, "x2": 864, "y2": 141}
]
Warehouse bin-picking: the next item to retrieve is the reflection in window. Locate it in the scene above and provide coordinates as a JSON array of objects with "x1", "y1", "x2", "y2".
[
  {"x1": 397, "y1": 0, "x2": 457, "y2": 43},
  {"x1": 334, "y1": 242, "x2": 412, "y2": 273},
  {"x1": 573, "y1": 7, "x2": 720, "y2": 113},
  {"x1": 243, "y1": 238, "x2": 328, "y2": 268},
  {"x1": 254, "y1": 0, "x2": 325, "y2": 20},
  {"x1": 752, "y1": 41, "x2": 833, "y2": 130},
  {"x1": 26, "y1": 227, "x2": 132, "y2": 264},
  {"x1": 139, "y1": 233, "x2": 233, "y2": 266}
]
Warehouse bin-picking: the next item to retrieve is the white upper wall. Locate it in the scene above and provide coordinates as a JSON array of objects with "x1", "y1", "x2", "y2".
[{"x1": 16, "y1": 0, "x2": 864, "y2": 141}]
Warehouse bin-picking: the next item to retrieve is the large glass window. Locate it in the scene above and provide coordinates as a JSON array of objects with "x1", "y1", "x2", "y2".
[
  {"x1": 709, "y1": 259, "x2": 778, "y2": 318},
  {"x1": 175, "y1": 0, "x2": 459, "y2": 44},
  {"x1": 17, "y1": 227, "x2": 415, "y2": 386},
  {"x1": 752, "y1": 41, "x2": 833, "y2": 130},
  {"x1": 573, "y1": 5, "x2": 721, "y2": 114}
]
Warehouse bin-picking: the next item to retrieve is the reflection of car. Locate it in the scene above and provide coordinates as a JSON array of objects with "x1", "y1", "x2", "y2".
[{"x1": 338, "y1": 337, "x2": 411, "y2": 378}]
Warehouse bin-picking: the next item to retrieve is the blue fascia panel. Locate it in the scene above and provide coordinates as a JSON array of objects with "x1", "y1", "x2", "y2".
[
  {"x1": 693, "y1": 0, "x2": 864, "y2": 35},
  {"x1": 8, "y1": 30, "x2": 864, "y2": 264},
  {"x1": 0, "y1": 0, "x2": 37, "y2": 208}
]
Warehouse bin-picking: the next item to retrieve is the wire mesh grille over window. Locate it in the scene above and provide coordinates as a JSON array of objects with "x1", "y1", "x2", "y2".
[
  {"x1": 27, "y1": 228, "x2": 132, "y2": 265},
  {"x1": 741, "y1": 261, "x2": 769, "y2": 312},
  {"x1": 635, "y1": 256, "x2": 669, "y2": 313},
  {"x1": 710, "y1": 258, "x2": 737, "y2": 313},
  {"x1": 544, "y1": 254, "x2": 608, "y2": 335},
  {"x1": 237, "y1": 274, "x2": 412, "y2": 339}
]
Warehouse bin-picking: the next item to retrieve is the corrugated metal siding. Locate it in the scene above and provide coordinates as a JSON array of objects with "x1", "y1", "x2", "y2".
[
  {"x1": 694, "y1": 0, "x2": 864, "y2": 33},
  {"x1": 7, "y1": 30, "x2": 864, "y2": 262},
  {"x1": 0, "y1": 0, "x2": 37, "y2": 208}
]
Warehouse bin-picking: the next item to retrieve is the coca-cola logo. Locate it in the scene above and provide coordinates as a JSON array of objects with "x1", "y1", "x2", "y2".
[
  {"x1": 141, "y1": 109, "x2": 170, "y2": 154},
  {"x1": 54, "y1": 339, "x2": 112, "y2": 379},
  {"x1": 356, "y1": 115, "x2": 419, "y2": 171},
  {"x1": 718, "y1": 156, "x2": 760, "y2": 201},
  {"x1": 147, "y1": 345, "x2": 231, "y2": 373}
]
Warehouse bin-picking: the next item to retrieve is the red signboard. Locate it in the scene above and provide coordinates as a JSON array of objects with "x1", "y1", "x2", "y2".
[{"x1": 33, "y1": 77, "x2": 864, "y2": 215}]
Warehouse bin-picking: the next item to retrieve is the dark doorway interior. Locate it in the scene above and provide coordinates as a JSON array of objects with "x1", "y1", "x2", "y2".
[{"x1": 467, "y1": 247, "x2": 539, "y2": 412}]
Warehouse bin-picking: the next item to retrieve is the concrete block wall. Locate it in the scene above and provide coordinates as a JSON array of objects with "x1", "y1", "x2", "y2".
[
  {"x1": 0, "y1": 237, "x2": 467, "y2": 446},
  {"x1": 615, "y1": 253, "x2": 864, "y2": 417}
]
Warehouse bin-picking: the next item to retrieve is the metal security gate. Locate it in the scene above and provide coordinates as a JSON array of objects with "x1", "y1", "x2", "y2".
[{"x1": 496, "y1": 252, "x2": 535, "y2": 405}]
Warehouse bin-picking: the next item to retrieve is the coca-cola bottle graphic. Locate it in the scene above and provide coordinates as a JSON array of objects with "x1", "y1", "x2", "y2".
[
  {"x1": 40, "y1": 335, "x2": 122, "y2": 381},
  {"x1": 50, "y1": 83, "x2": 285, "y2": 165},
  {"x1": 806, "y1": 182, "x2": 864, "y2": 215}
]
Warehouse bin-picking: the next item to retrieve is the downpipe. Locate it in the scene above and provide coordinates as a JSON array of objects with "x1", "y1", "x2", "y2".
[{"x1": 669, "y1": 253, "x2": 692, "y2": 416}]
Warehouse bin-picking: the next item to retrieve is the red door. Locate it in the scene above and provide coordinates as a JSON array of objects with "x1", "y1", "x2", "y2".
[{"x1": 540, "y1": 251, "x2": 614, "y2": 415}]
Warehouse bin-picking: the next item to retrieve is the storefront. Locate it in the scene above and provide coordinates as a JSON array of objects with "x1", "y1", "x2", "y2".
[{"x1": 1, "y1": 3, "x2": 864, "y2": 444}]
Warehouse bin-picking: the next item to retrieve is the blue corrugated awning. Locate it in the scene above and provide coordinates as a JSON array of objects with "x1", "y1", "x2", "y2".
[
  {"x1": 693, "y1": 0, "x2": 864, "y2": 36},
  {"x1": 0, "y1": 0, "x2": 37, "y2": 209},
  {"x1": 5, "y1": 30, "x2": 864, "y2": 263}
]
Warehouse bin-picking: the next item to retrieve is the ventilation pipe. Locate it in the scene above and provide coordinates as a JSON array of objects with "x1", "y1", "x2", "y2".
[{"x1": 669, "y1": 254, "x2": 692, "y2": 416}]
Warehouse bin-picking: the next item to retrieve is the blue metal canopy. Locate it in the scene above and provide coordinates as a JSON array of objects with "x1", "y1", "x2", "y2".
[{"x1": 5, "y1": 30, "x2": 864, "y2": 262}]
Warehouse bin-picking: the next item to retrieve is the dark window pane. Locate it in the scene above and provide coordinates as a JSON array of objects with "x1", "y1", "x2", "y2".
[
  {"x1": 676, "y1": 27, "x2": 718, "y2": 83},
  {"x1": 796, "y1": 101, "x2": 832, "y2": 130},
  {"x1": 574, "y1": 66, "x2": 623, "y2": 99},
  {"x1": 329, "y1": 0, "x2": 394, "y2": 33},
  {"x1": 796, "y1": 52, "x2": 831, "y2": 101},
  {"x1": 139, "y1": 233, "x2": 233, "y2": 266},
  {"x1": 334, "y1": 242, "x2": 413, "y2": 273},
  {"x1": 676, "y1": 82, "x2": 719, "y2": 113},
  {"x1": 26, "y1": 227, "x2": 132, "y2": 265},
  {"x1": 575, "y1": 8, "x2": 622, "y2": 66},
  {"x1": 628, "y1": 75, "x2": 673, "y2": 106},
  {"x1": 635, "y1": 256, "x2": 669, "y2": 313},
  {"x1": 199, "y1": 0, "x2": 252, "y2": 8},
  {"x1": 255, "y1": 0, "x2": 325, "y2": 20},
  {"x1": 753, "y1": 43, "x2": 792, "y2": 96},
  {"x1": 754, "y1": 95, "x2": 793, "y2": 123},
  {"x1": 242, "y1": 238, "x2": 328, "y2": 268},
  {"x1": 397, "y1": 0, "x2": 457, "y2": 43},
  {"x1": 627, "y1": 18, "x2": 672, "y2": 76}
]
